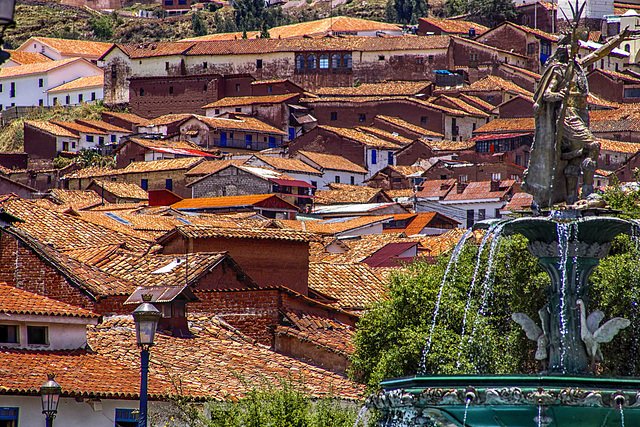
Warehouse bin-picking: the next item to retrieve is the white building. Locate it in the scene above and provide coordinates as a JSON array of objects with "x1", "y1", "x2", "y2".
[
  {"x1": 294, "y1": 150, "x2": 368, "y2": 189},
  {"x1": 243, "y1": 154, "x2": 324, "y2": 186},
  {"x1": 0, "y1": 58, "x2": 102, "y2": 110},
  {"x1": 46, "y1": 75, "x2": 104, "y2": 106},
  {"x1": 559, "y1": 0, "x2": 613, "y2": 21},
  {"x1": 15, "y1": 37, "x2": 112, "y2": 63}
]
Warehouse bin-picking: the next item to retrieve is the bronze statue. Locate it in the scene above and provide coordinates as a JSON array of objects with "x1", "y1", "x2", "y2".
[{"x1": 523, "y1": 3, "x2": 633, "y2": 209}]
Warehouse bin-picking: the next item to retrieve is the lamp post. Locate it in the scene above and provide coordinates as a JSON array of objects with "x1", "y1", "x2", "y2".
[
  {"x1": 40, "y1": 373, "x2": 61, "y2": 427},
  {"x1": 132, "y1": 294, "x2": 161, "y2": 427},
  {"x1": 0, "y1": 0, "x2": 16, "y2": 66}
]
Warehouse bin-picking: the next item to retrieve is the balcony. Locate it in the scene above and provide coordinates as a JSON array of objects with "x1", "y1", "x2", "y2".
[{"x1": 212, "y1": 137, "x2": 281, "y2": 151}]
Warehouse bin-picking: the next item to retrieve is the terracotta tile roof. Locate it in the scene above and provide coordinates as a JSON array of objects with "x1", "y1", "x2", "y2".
[
  {"x1": 314, "y1": 183, "x2": 388, "y2": 204},
  {"x1": 122, "y1": 157, "x2": 204, "y2": 173},
  {"x1": 419, "y1": 18, "x2": 488, "y2": 35},
  {"x1": 303, "y1": 96, "x2": 469, "y2": 116},
  {"x1": 386, "y1": 188, "x2": 415, "y2": 198},
  {"x1": 303, "y1": 215, "x2": 393, "y2": 235},
  {"x1": 388, "y1": 165, "x2": 426, "y2": 177},
  {"x1": 297, "y1": 150, "x2": 367, "y2": 173},
  {"x1": 588, "y1": 94, "x2": 621, "y2": 109},
  {"x1": 588, "y1": 30, "x2": 601, "y2": 42},
  {"x1": 122, "y1": 137, "x2": 204, "y2": 152},
  {"x1": 473, "y1": 117, "x2": 535, "y2": 134},
  {"x1": 418, "y1": 227, "x2": 479, "y2": 256},
  {"x1": 499, "y1": 63, "x2": 541, "y2": 80},
  {"x1": 594, "y1": 68, "x2": 640, "y2": 83},
  {"x1": 0, "y1": 349, "x2": 171, "y2": 399},
  {"x1": 0, "y1": 196, "x2": 156, "y2": 254},
  {"x1": 357, "y1": 126, "x2": 413, "y2": 145},
  {"x1": 6, "y1": 50, "x2": 52, "y2": 65},
  {"x1": 90, "y1": 180, "x2": 149, "y2": 200},
  {"x1": 203, "y1": 93, "x2": 299, "y2": 108},
  {"x1": 375, "y1": 115, "x2": 444, "y2": 138},
  {"x1": 28, "y1": 37, "x2": 112, "y2": 58},
  {"x1": 61, "y1": 244, "x2": 122, "y2": 265},
  {"x1": 506, "y1": 22, "x2": 558, "y2": 41},
  {"x1": 308, "y1": 262, "x2": 386, "y2": 311},
  {"x1": 172, "y1": 193, "x2": 295, "y2": 210},
  {"x1": 0, "y1": 58, "x2": 88, "y2": 79},
  {"x1": 0, "y1": 283, "x2": 99, "y2": 318},
  {"x1": 598, "y1": 138, "x2": 640, "y2": 154},
  {"x1": 316, "y1": 81, "x2": 431, "y2": 97},
  {"x1": 250, "y1": 155, "x2": 322, "y2": 174},
  {"x1": 88, "y1": 315, "x2": 364, "y2": 400},
  {"x1": 62, "y1": 166, "x2": 118, "y2": 180},
  {"x1": 172, "y1": 224, "x2": 321, "y2": 242},
  {"x1": 75, "y1": 211, "x2": 175, "y2": 241},
  {"x1": 276, "y1": 309, "x2": 355, "y2": 356},
  {"x1": 443, "y1": 179, "x2": 516, "y2": 202},
  {"x1": 185, "y1": 158, "x2": 248, "y2": 176},
  {"x1": 196, "y1": 115, "x2": 286, "y2": 135},
  {"x1": 46, "y1": 75, "x2": 103, "y2": 93},
  {"x1": 502, "y1": 191, "x2": 533, "y2": 211},
  {"x1": 435, "y1": 95, "x2": 490, "y2": 117},
  {"x1": 102, "y1": 111, "x2": 148, "y2": 125},
  {"x1": 46, "y1": 189, "x2": 102, "y2": 205},
  {"x1": 461, "y1": 75, "x2": 533, "y2": 97},
  {"x1": 416, "y1": 178, "x2": 456, "y2": 198},
  {"x1": 141, "y1": 113, "x2": 193, "y2": 127},
  {"x1": 181, "y1": 36, "x2": 452, "y2": 57},
  {"x1": 517, "y1": 0, "x2": 556, "y2": 9},
  {"x1": 318, "y1": 125, "x2": 401, "y2": 149},
  {"x1": 313, "y1": 233, "x2": 422, "y2": 263},
  {"x1": 23, "y1": 120, "x2": 77, "y2": 138},
  {"x1": 111, "y1": 41, "x2": 195, "y2": 59},
  {"x1": 51, "y1": 120, "x2": 107, "y2": 135},
  {"x1": 74, "y1": 120, "x2": 131, "y2": 134},
  {"x1": 428, "y1": 139, "x2": 475, "y2": 150}
]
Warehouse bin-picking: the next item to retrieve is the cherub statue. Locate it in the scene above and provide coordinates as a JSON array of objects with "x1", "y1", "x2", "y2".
[{"x1": 512, "y1": 306, "x2": 550, "y2": 367}]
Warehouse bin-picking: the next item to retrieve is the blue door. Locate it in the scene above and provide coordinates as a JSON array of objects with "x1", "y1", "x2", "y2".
[
  {"x1": 288, "y1": 127, "x2": 296, "y2": 140},
  {"x1": 245, "y1": 134, "x2": 252, "y2": 148},
  {"x1": 268, "y1": 136, "x2": 276, "y2": 148},
  {"x1": 220, "y1": 132, "x2": 227, "y2": 147}
]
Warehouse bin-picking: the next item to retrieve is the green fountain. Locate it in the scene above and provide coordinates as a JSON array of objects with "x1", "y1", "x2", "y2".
[{"x1": 366, "y1": 6, "x2": 640, "y2": 426}]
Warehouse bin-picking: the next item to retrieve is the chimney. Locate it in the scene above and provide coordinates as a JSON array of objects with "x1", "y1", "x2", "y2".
[
  {"x1": 456, "y1": 182, "x2": 467, "y2": 194},
  {"x1": 490, "y1": 179, "x2": 500, "y2": 192},
  {"x1": 469, "y1": 28, "x2": 476, "y2": 38}
]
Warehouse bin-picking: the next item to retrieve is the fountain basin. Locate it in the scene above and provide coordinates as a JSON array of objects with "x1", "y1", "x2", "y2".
[{"x1": 370, "y1": 375, "x2": 640, "y2": 426}]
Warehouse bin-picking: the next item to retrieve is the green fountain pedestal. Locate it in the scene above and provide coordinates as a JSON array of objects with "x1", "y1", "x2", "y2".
[{"x1": 369, "y1": 214, "x2": 640, "y2": 426}]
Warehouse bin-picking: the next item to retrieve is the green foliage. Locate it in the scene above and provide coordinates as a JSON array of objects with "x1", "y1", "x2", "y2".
[
  {"x1": 214, "y1": 11, "x2": 238, "y2": 33},
  {"x1": 390, "y1": 0, "x2": 429, "y2": 25},
  {"x1": 178, "y1": 377, "x2": 363, "y2": 427},
  {"x1": 466, "y1": 0, "x2": 516, "y2": 26},
  {"x1": 192, "y1": 11, "x2": 209, "y2": 37},
  {"x1": 444, "y1": 0, "x2": 469, "y2": 16},
  {"x1": 53, "y1": 149, "x2": 115, "y2": 170},
  {"x1": 351, "y1": 234, "x2": 550, "y2": 390},
  {"x1": 260, "y1": 22, "x2": 271, "y2": 38},
  {"x1": 89, "y1": 14, "x2": 114, "y2": 40},
  {"x1": 602, "y1": 178, "x2": 640, "y2": 213},
  {"x1": 231, "y1": 0, "x2": 289, "y2": 33}
]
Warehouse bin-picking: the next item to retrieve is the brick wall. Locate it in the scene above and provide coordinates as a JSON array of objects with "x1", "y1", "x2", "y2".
[
  {"x1": 498, "y1": 97, "x2": 534, "y2": 118},
  {"x1": 23, "y1": 125, "x2": 58, "y2": 159},
  {"x1": 289, "y1": 128, "x2": 366, "y2": 168},
  {"x1": 114, "y1": 141, "x2": 148, "y2": 169},
  {"x1": 191, "y1": 167, "x2": 271, "y2": 198},
  {"x1": 422, "y1": 161, "x2": 525, "y2": 181},
  {"x1": 588, "y1": 72, "x2": 624, "y2": 104},
  {"x1": 113, "y1": 169, "x2": 192, "y2": 199},
  {"x1": 395, "y1": 141, "x2": 435, "y2": 166},
  {"x1": 274, "y1": 334, "x2": 349, "y2": 375}
]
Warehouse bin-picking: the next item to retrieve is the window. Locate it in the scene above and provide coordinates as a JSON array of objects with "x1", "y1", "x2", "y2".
[
  {"x1": 335, "y1": 175, "x2": 341, "y2": 183},
  {"x1": 63, "y1": 141, "x2": 69, "y2": 151},
  {"x1": 139, "y1": 88, "x2": 144, "y2": 97},
  {"x1": 331, "y1": 54, "x2": 341, "y2": 68},
  {"x1": 515, "y1": 155, "x2": 522, "y2": 166},
  {"x1": 165, "y1": 0, "x2": 173, "y2": 4},
  {"x1": 371, "y1": 149, "x2": 377, "y2": 165},
  {"x1": 492, "y1": 172, "x2": 501, "y2": 180},
  {"x1": 416, "y1": 57, "x2": 424, "y2": 64},
  {"x1": 141, "y1": 179, "x2": 148, "y2": 190},
  {"x1": 38, "y1": 78, "x2": 43, "y2": 87},
  {"x1": 203, "y1": 61, "x2": 208, "y2": 69},
  {"x1": 388, "y1": 151, "x2": 393, "y2": 166},
  {"x1": 115, "y1": 408, "x2": 138, "y2": 427},
  {"x1": 624, "y1": 44, "x2": 631, "y2": 53},
  {"x1": 235, "y1": 107, "x2": 242, "y2": 112},
  {"x1": 91, "y1": 92, "x2": 96, "y2": 101},
  {"x1": 203, "y1": 85, "x2": 207, "y2": 92},
  {"x1": 466, "y1": 209, "x2": 474, "y2": 228},
  {"x1": 486, "y1": 95, "x2": 494, "y2": 103},
  {"x1": 267, "y1": 85, "x2": 273, "y2": 93},
  {"x1": 165, "y1": 61, "x2": 170, "y2": 70},
  {"x1": 65, "y1": 95, "x2": 70, "y2": 104},
  {"x1": 350, "y1": 176, "x2": 355, "y2": 185},
  {"x1": 9, "y1": 82, "x2": 15, "y2": 98},
  {"x1": 78, "y1": 94, "x2": 83, "y2": 103},
  {"x1": 319, "y1": 55, "x2": 329, "y2": 69},
  {"x1": 178, "y1": 0, "x2": 186, "y2": 4},
  {"x1": 460, "y1": 175, "x2": 468, "y2": 183},
  {"x1": 296, "y1": 55, "x2": 305, "y2": 69},
  {"x1": 99, "y1": 136, "x2": 104, "y2": 145},
  {"x1": 27, "y1": 325, "x2": 48, "y2": 345},
  {"x1": 166, "y1": 179, "x2": 173, "y2": 191},
  {"x1": 257, "y1": 59, "x2": 263, "y2": 69},
  {"x1": 235, "y1": 84, "x2": 240, "y2": 92},
  {"x1": 214, "y1": 108, "x2": 220, "y2": 115},
  {"x1": 470, "y1": 54, "x2": 478, "y2": 61},
  {"x1": 527, "y1": 43, "x2": 536, "y2": 54},
  {"x1": 330, "y1": 112, "x2": 337, "y2": 121},
  {"x1": 0, "y1": 325, "x2": 18, "y2": 343},
  {"x1": 39, "y1": 99, "x2": 43, "y2": 106},
  {"x1": 344, "y1": 53, "x2": 352, "y2": 68},
  {"x1": 307, "y1": 55, "x2": 317, "y2": 69},
  {"x1": 0, "y1": 84, "x2": 3, "y2": 92},
  {"x1": 87, "y1": 135, "x2": 94, "y2": 143},
  {"x1": 624, "y1": 88, "x2": 640, "y2": 98},
  {"x1": 111, "y1": 135, "x2": 117, "y2": 143},
  {"x1": 72, "y1": 141, "x2": 76, "y2": 149},
  {"x1": 0, "y1": 407, "x2": 18, "y2": 427},
  {"x1": 378, "y1": 55, "x2": 385, "y2": 61},
  {"x1": 495, "y1": 208, "x2": 502, "y2": 219},
  {"x1": 421, "y1": 116, "x2": 428, "y2": 125},
  {"x1": 169, "y1": 86, "x2": 174, "y2": 94},
  {"x1": 359, "y1": 114, "x2": 366, "y2": 122},
  {"x1": 478, "y1": 209, "x2": 486, "y2": 221},
  {"x1": 429, "y1": 55, "x2": 434, "y2": 63}
]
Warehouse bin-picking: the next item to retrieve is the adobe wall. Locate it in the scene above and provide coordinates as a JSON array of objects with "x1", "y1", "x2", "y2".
[
  {"x1": 498, "y1": 97, "x2": 534, "y2": 118},
  {"x1": 23, "y1": 126, "x2": 57, "y2": 159},
  {"x1": 113, "y1": 169, "x2": 192, "y2": 198},
  {"x1": 395, "y1": 143, "x2": 435, "y2": 166},
  {"x1": 274, "y1": 335, "x2": 349, "y2": 375},
  {"x1": 587, "y1": 72, "x2": 624, "y2": 104},
  {"x1": 191, "y1": 167, "x2": 271, "y2": 198},
  {"x1": 288, "y1": 129, "x2": 366, "y2": 168},
  {"x1": 102, "y1": 112, "x2": 137, "y2": 131},
  {"x1": 516, "y1": 5, "x2": 555, "y2": 34},
  {"x1": 114, "y1": 142, "x2": 148, "y2": 168}
]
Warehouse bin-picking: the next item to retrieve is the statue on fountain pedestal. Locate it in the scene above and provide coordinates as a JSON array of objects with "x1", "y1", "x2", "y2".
[{"x1": 522, "y1": 5, "x2": 633, "y2": 209}]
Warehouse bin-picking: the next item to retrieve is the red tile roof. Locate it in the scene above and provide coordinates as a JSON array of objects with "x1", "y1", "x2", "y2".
[
  {"x1": 461, "y1": 75, "x2": 533, "y2": 97},
  {"x1": 316, "y1": 81, "x2": 431, "y2": 97},
  {"x1": 276, "y1": 309, "x2": 355, "y2": 356},
  {"x1": 416, "y1": 179, "x2": 457, "y2": 198},
  {"x1": 23, "y1": 120, "x2": 77, "y2": 138},
  {"x1": 46, "y1": 75, "x2": 103, "y2": 93},
  {"x1": 0, "y1": 284, "x2": 99, "y2": 318},
  {"x1": 203, "y1": 93, "x2": 299, "y2": 108},
  {"x1": 0, "y1": 58, "x2": 94, "y2": 78},
  {"x1": 26, "y1": 37, "x2": 113, "y2": 58},
  {"x1": 443, "y1": 180, "x2": 516, "y2": 202},
  {"x1": 171, "y1": 194, "x2": 297, "y2": 210},
  {"x1": 6, "y1": 50, "x2": 52, "y2": 65},
  {"x1": 171, "y1": 224, "x2": 321, "y2": 242},
  {"x1": 297, "y1": 150, "x2": 368, "y2": 174},
  {"x1": 317, "y1": 125, "x2": 401, "y2": 149},
  {"x1": 419, "y1": 18, "x2": 488, "y2": 35},
  {"x1": 473, "y1": 117, "x2": 535, "y2": 134}
]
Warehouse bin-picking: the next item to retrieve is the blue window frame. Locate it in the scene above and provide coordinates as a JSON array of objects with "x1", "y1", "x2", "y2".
[
  {"x1": 166, "y1": 179, "x2": 173, "y2": 192},
  {"x1": 86, "y1": 135, "x2": 94, "y2": 143},
  {"x1": 388, "y1": 151, "x2": 393, "y2": 166},
  {"x1": 140, "y1": 179, "x2": 148, "y2": 190},
  {"x1": 371, "y1": 149, "x2": 377, "y2": 165},
  {"x1": 268, "y1": 136, "x2": 276, "y2": 148},
  {"x1": 111, "y1": 135, "x2": 116, "y2": 143},
  {"x1": 0, "y1": 407, "x2": 18, "y2": 425},
  {"x1": 115, "y1": 408, "x2": 138, "y2": 427}
]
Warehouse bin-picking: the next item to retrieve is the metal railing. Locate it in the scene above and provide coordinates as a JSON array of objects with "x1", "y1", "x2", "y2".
[{"x1": 212, "y1": 138, "x2": 281, "y2": 151}]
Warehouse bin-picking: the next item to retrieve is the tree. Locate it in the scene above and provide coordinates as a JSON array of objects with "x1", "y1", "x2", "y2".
[
  {"x1": 391, "y1": 0, "x2": 429, "y2": 25},
  {"x1": 90, "y1": 15, "x2": 114, "y2": 40},
  {"x1": 444, "y1": 0, "x2": 468, "y2": 17},
  {"x1": 233, "y1": 0, "x2": 266, "y2": 32},
  {"x1": 192, "y1": 11, "x2": 208, "y2": 37},
  {"x1": 260, "y1": 22, "x2": 270, "y2": 38},
  {"x1": 467, "y1": 0, "x2": 516, "y2": 26}
]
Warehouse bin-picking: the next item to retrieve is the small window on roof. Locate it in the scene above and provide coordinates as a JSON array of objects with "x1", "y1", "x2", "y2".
[
  {"x1": 104, "y1": 212, "x2": 133, "y2": 225},
  {"x1": 27, "y1": 326, "x2": 48, "y2": 345},
  {"x1": 0, "y1": 325, "x2": 18, "y2": 343}
]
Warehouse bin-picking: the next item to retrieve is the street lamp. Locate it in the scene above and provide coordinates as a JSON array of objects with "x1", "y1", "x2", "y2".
[
  {"x1": 40, "y1": 373, "x2": 61, "y2": 427},
  {"x1": 132, "y1": 294, "x2": 161, "y2": 427},
  {"x1": 0, "y1": 0, "x2": 15, "y2": 65}
]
